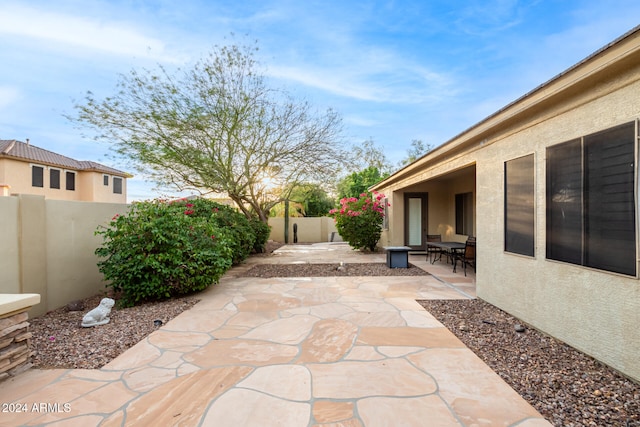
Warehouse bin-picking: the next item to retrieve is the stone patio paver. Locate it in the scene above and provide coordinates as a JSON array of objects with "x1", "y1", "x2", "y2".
[{"x1": 0, "y1": 243, "x2": 550, "y2": 426}]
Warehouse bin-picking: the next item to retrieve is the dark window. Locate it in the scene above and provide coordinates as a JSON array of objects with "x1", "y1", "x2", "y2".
[
  {"x1": 50, "y1": 169, "x2": 60, "y2": 189},
  {"x1": 505, "y1": 154, "x2": 535, "y2": 256},
  {"x1": 547, "y1": 139, "x2": 582, "y2": 265},
  {"x1": 66, "y1": 171, "x2": 75, "y2": 191},
  {"x1": 584, "y1": 124, "x2": 636, "y2": 274},
  {"x1": 103, "y1": 175, "x2": 109, "y2": 186},
  {"x1": 455, "y1": 192, "x2": 473, "y2": 235},
  {"x1": 32, "y1": 165, "x2": 44, "y2": 187},
  {"x1": 113, "y1": 177, "x2": 122, "y2": 194},
  {"x1": 546, "y1": 122, "x2": 636, "y2": 275}
]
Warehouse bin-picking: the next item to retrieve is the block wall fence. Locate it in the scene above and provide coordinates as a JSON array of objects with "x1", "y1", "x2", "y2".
[
  {"x1": 0, "y1": 195, "x2": 338, "y2": 317},
  {"x1": 0, "y1": 195, "x2": 127, "y2": 317}
]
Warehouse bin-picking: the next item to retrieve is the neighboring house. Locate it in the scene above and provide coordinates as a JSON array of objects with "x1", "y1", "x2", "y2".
[
  {"x1": 0, "y1": 139, "x2": 131, "y2": 203},
  {"x1": 372, "y1": 26, "x2": 640, "y2": 382}
]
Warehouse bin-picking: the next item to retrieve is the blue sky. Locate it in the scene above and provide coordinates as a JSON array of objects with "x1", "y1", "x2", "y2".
[{"x1": 1, "y1": 0, "x2": 639, "y2": 201}]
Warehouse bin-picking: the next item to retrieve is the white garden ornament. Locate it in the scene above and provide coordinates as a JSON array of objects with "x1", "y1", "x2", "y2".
[{"x1": 81, "y1": 298, "x2": 115, "y2": 327}]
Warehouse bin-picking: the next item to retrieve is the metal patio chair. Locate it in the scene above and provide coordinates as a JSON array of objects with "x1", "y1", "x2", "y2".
[
  {"x1": 426, "y1": 234, "x2": 444, "y2": 263},
  {"x1": 458, "y1": 237, "x2": 476, "y2": 276}
]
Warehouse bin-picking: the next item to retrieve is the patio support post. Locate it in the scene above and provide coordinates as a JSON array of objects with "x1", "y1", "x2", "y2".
[{"x1": 284, "y1": 199, "x2": 289, "y2": 244}]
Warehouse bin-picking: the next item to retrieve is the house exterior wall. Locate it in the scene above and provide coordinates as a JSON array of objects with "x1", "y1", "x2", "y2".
[
  {"x1": 0, "y1": 160, "x2": 37, "y2": 197},
  {"x1": 475, "y1": 76, "x2": 640, "y2": 383},
  {"x1": 0, "y1": 195, "x2": 128, "y2": 317},
  {"x1": 78, "y1": 171, "x2": 127, "y2": 204},
  {"x1": 0, "y1": 158, "x2": 127, "y2": 203},
  {"x1": 78, "y1": 172, "x2": 95, "y2": 201},
  {"x1": 374, "y1": 30, "x2": 640, "y2": 382}
]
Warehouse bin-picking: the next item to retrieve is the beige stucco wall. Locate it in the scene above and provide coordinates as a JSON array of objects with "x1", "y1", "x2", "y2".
[
  {"x1": 0, "y1": 159, "x2": 7, "y2": 183},
  {"x1": 374, "y1": 37, "x2": 640, "y2": 381},
  {"x1": 268, "y1": 217, "x2": 338, "y2": 243},
  {"x1": 475, "y1": 75, "x2": 640, "y2": 382},
  {"x1": 80, "y1": 172, "x2": 128, "y2": 204},
  {"x1": 0, "y1": 160, "x2": 80, "y2": 201},
  {"x1": 0, "y1": 158, "x2": 127, "y2": 203},
  {"x1": 16, "y1": 195, "x2": 49, "y2": 314},
  {"x1": 45, "y1": 200, "x2": 125, "y2": 312},
  {"x1": 0, "y1": 195, "x2": 128, "y2": 317},
  {"x1": 0, "y1": 160, "x2": 36, "y2": 196},
  {"x1": 78, "y1": 172, "x2": 95, "y2": 201},
  {"x1": 0, "y1": 196, "x2": 20, "y2": 294}
]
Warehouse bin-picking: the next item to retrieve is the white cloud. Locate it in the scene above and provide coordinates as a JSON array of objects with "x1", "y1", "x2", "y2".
[
  {"x1": 0, "y1": 86, "x2": 21, "y2": 110},
  {"x1": 268, "y1": 59, "x2": 456, "y2": 105},
  {"x1": 344, "y1": 115, "x2": 379, "y2": 127},
  {"x1": 0, "y1": 3, "x2": 185, "y2": 64},
  {"x1": 268, "y1": 65, "x2": 381, "y2": 101},
  {"x1": 454, "y1": 0, "x2": 526, "y2": 36}
]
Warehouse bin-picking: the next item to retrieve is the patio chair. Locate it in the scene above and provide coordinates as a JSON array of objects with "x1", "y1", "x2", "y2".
[
  {"x1": 426, "y1": 234, "x2": 445, "y2": 263},
  {"x1": 458, "y1": 238, "x2": 476, "y2": 276}
]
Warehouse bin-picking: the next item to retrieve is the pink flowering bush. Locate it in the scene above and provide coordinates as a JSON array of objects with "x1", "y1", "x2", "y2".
[{"x1": 328, "y1": 191, "x2": 390, "y2": 251}]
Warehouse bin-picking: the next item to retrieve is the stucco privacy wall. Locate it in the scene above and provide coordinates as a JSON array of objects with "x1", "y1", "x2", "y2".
[
  {"x1": 45, "y1": 200, "x2": 126, "y2": 312},
  {"x1": 0, "y1": 195, "x2": 127, "y2": 317},
  {"x1": 373, "y1": 28, "x2": 640, "y2": 382},
  {"x1": 268, "y1": 217, "x2": 338, "y2": 243},
  {"x1": 0, "y1": 198, "x2": 337, "y2": 316},
  {"x1": 0, "y1": 197, "x2": 20, "y2": 294}
]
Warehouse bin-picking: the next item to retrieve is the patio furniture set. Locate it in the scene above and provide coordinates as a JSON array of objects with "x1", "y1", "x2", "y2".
[
  {"x1": 426, "y1": 235, "x2": 476, "y2": 276},
  {"x1": 382, "y1": 235, "x2": 476, "y2": 276}
]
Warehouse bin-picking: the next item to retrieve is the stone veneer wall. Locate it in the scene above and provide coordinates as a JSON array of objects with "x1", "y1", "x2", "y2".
[{"x1": 0, "y1": 310, "x2": 33, "y2": 381}]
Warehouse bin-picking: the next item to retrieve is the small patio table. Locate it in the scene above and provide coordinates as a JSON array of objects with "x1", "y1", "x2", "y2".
[
  {"x1": 383, "y1": 246, "x2": 412, "y2": 268},
  {"x1": 426, "y1": 241, "x2": 466, "y2": 272}
]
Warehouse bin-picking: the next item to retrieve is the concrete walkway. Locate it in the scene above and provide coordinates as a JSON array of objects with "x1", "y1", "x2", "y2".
[{"x1": 0, "y1": 243, "x2": 550, "y2": 426}]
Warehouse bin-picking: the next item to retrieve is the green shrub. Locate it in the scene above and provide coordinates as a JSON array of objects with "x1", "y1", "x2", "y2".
[
  {"x1": 249, "y1": 217, "x2": 271, "y2": 253},
  {"x1": 95, "y1": 199, "x2": 241, "y2": 306},
  {"x1": 192, "y1": 200, "x2": 256, "y2": 263},
  {"x1": 328, "y1": 192, "x2": 389, "y2": 251}
]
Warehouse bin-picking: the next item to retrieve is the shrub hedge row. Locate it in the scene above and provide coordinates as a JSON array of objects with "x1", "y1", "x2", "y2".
[{"x1": 95, "y1": 198, "x2": 270, "y2": 306}]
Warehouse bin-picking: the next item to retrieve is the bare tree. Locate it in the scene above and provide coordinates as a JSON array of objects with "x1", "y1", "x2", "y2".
[
  {"x1": 71, "y1": 42, "x2": 345, "y2": 222},
  {"x1": 398, "y1": 139, "x2": 432, "y2": 167},
  {"x1": 346, "y1": 138, "x2": 392, "y2": 175}
]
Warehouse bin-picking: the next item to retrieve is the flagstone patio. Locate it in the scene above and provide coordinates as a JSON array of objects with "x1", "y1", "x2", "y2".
[{"x1": 0, "y1": 243, "x2": 550, "y2": 426}]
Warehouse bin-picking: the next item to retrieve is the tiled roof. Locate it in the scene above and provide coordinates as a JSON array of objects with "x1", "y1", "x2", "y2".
[{"x1": 0, "y1": 139, "x2": 131, "y2": 177}]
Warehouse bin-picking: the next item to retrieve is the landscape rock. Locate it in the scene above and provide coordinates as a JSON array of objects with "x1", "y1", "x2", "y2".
[
  {"x1": 66, "y1": 300, "x2": 84, "y2": 312},
  {"x1": 419, "y1": 298, "x2": 639, "y2": 427}
]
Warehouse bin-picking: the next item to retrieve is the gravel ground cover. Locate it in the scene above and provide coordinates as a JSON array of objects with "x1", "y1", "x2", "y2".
[
  {"x1": 242, "y1": 262, "x2": 429, "y2": 277},
  {"x1": 30, "y1": 295, "x2": 199, "y2": 369},
  {"x1": 419, "y1": 299, "x2": 640, "y2": 427}
]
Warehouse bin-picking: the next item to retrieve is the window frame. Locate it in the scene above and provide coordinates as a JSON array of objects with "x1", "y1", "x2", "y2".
[
  {"x1": 545, "y1": 121, "x2": 637, "y2": 276},
  {"x1": 382, "y1": 197, "x2": 389, "y2": 230},
  {"x1": 455, "y1": 192, "x2": 473, "y2": 236},
  {"x1": 31, "y1": 164, "x2": 44, "y2": 188},
  {"x1": 49, "y1": 168, "x2": 61, "y2": 189},
  {"x1": 504, "y1": 154, "x2": 535, "y2": 257},
  {"x1": 113, "y1": 176, "x2": 123, "y2": 194},
  {"x1": 103, "y1": 174, "x2": 109, "y2": 186},
  {"x1": 65, "y1": 170, "x2": 76, "y2": 191}
]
